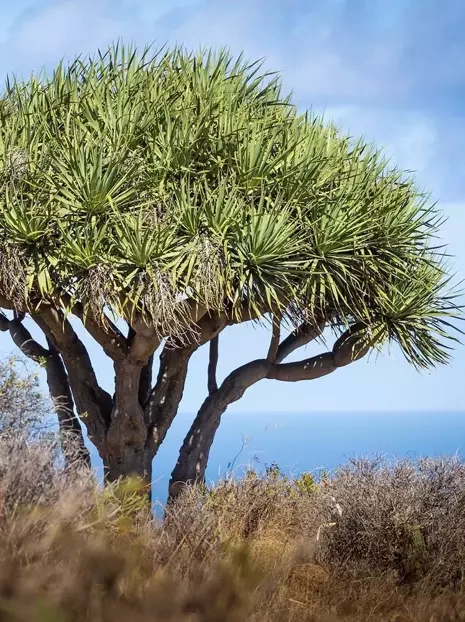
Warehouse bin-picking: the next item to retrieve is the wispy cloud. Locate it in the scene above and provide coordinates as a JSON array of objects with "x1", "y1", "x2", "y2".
[{"x1": 2, "y1": 0, "x2": 465, "y2": 109}]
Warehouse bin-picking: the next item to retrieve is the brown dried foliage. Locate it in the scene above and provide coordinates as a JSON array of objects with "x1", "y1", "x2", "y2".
[{"x1": 1, "y1": 434, "x2": 464, "y2": 621}]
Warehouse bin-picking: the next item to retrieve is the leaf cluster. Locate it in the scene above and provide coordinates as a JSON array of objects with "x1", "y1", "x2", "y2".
[{"x1": 0, "y1": 43, "x2": 461, "y2": 366}]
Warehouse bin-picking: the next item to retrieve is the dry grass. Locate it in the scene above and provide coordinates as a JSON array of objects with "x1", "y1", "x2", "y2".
[{"x1": 1, "y1": 434, "x2": 465, "y2": 621}]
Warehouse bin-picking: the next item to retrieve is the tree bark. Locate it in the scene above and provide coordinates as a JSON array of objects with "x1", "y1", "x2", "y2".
[
  {"x1": 207, "y1": 335, "x2": 219, "y2": 394},
  {"x1": 44, "y1": 340, "x2": 91, "y2": 466},
  {"x1": 33, "y1": 309, "x2": 113, "y2": 451},
  {"x1": 169, "y1": 359, "x2": 270, "y2": 499},
  {"x1": 105, "y1": 358, "x2": 152, "y2": 484},
  {"x1": 145, "y1": 313, "x2": 228, "y2": 454},
  {"x1": 146, "y1": 346, "x2": 195, "y2": 453},
  {"x1": 103, "y1": 444, "x2": 153, "y2": 485}
]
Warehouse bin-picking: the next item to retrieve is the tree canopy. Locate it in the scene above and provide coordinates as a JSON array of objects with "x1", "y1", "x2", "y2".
[{"x1": 0, "y1": 44, "x2": 460, "y2": 497}]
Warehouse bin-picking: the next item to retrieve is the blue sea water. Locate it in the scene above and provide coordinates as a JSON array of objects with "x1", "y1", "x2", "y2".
[{"x1": 91, "y1": 410, "x2": 465, "y2": 505}]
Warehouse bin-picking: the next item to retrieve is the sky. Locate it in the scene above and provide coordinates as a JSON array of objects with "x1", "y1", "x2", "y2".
[{"x1": 0, "y1": 0, "x2": 464, "y2": 414}]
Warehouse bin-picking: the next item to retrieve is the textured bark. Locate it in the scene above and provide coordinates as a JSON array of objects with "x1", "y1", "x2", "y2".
[
  {"x1": 105, "y1": 358, "x2": 150, "y2": 479},
  {"x1": 139, "y1": 354, "x2": 154, "y2": 407},
  {"x1": 146, "y1": 346, "x2": 195, "y2": 453},
  {"x1": 169, "y1": 359, "x2": 271, "y2": 499},
  {"x1": 8, "y1": 317, "x2": 50, "y2": 360},
  {"x1": 59, "y1": 293, "x2": 127, "y2": 360},
  {"x1": 275, "y1": 317, "x2": 327, "y2": 363},
  {"x1": 44, "y1": 341, "x2": 91, "y2": 466},
  {"x1": 127, "y1": 326, "x2": 154, "y2": 407},
  {"x1": 266, "y1": 313, "x2": 281, "y2": 362},
  {"x1": 103, "y1": 446, "x2": 153, "y2": 485},
  {"x1": 145, "y1": 312, "x2": 228, "y2": 454}
]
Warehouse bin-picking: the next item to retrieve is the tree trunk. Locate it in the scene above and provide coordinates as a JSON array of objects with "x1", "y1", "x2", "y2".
[
  {"x1": 169, "y1": 359, "x2": 270, "y2": 500},
  {"x1": 169, "y1": 397, "x2": 224, "y2": 500},
  {"x1": 103, "y1": 444, "x2": 153, "y2": 485},
  {"x1": 104, "y1": 359, "x2": 153, "y2": 497}
]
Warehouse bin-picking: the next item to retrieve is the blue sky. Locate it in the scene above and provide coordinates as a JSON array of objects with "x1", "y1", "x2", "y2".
[{"x1": 0, "y1": 0, "x2": 464, "y2": 413}]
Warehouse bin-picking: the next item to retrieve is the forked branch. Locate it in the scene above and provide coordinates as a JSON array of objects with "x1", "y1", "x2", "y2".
[
  {"x1": 59, "y1": 293, "x2": 127, "y2": 360},
  {"x1": 169, "y1": 321, "x2": 371, "y2": 499},
  {"x1": 275, "y1": 317, "x2": 327, "y2": 363},
  {"x1": 145, "y1": 312, "x2": 228, "y2": 454}
]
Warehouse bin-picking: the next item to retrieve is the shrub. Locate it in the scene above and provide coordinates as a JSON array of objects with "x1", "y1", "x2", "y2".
[{"x1": 1, "y1": 433, "x2": 465, "y2": 621}]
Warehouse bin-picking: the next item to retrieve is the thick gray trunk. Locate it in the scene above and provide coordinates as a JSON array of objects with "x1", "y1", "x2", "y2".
[
  {"x1": 103, "y1": 445, "x2": 153, "y2": 486},
  {"x1": 103, "y1": 359, "x2": 153, "y2": 497}
]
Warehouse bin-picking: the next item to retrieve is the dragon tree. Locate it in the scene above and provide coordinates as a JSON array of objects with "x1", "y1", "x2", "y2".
[{"x1": 0, "y1": 44, "x2": 460, "y2": 499}]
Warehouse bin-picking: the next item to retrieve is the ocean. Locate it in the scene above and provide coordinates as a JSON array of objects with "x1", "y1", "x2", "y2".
[{"x1": 91, "y1": 410, "x2": 465, "y2": 505}]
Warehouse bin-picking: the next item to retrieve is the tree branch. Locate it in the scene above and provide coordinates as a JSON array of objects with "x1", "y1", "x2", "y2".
[
  {"x1": 275, "y1": 317, "x2": 327, "y2": 363},
  {"x1": 268, "y1": 323, "x2": 370, "y2": 381},
  {"x1": 146, "y1": 346, "x2": 195, "y2": 453},
  {"x1": 125, "y1": 325, "x2": 156, "y2": 406},
  {"x1": 128, "y1": 332, "x2": 162, "y2": 365},
  {"x1": 169, "y1": 322, "x2": 371, "y2": 500},
  {"x1": 139, "y1": 354, "x2": 154, "y2": 407},
  {"x1": 8, "y1": 319, "x2": 50, "y2": 360},
  {"x1": 0, "y1": 310, "x2": 11, "y2": 332},
  {"x1": 2, "y1": 290, "x2": 127, "y2": 361},
  {"x1": 0, "y1": 311, "x2": 90, "y2": 465},
  {"x1": 169, "y1": 358, "x2": 271, "y2": 499},
  {"x1": 267, "y1": 352, "x2": 336, "y2": 381},
  {"x1": 208, "y1": 335, "x2": 219, "y2": 394},
  {"x1": 123, "y1": 298, "x2": 208, "y2": 365},
  {"x1": 59, "y1": 294, "x2": 127, "y2": 361},
  {"x1": 266, "y1": 313, "x2": 281, "y2": 362},
  {"x1": 33, "y1": 305, "x2": 113, "y2": 451},
  {"x1": 146, "y1": 312, "x2": 228, "y2": 455},
  {"x1": 44, "y1": 338, "x2": 91, "y2": 466},
  {"x1": 3, "y1": 297, "x2": 115, "y2": 455}
]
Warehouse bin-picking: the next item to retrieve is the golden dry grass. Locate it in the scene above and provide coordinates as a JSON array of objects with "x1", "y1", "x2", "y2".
[{"x1": 1, "y1": 434, "x2": 465, "y2": 621}]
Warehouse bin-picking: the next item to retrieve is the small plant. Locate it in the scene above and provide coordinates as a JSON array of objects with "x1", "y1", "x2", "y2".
[
  {"x1": 295, "y1": 471, "x2": 317, "y2": 495},
  {"x1": 265, "y1": 462, "x2": 282, "y2": 480}
]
